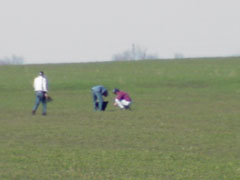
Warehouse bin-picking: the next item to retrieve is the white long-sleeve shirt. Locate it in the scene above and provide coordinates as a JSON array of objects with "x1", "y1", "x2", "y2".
[{"x1": 33, "y1": 75, "x2": 48, "y2": 92}]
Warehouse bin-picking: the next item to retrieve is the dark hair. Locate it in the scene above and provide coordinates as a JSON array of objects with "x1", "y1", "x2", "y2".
[
  {"x1": 113, "y1": 88, "x2": 120, "y2": 94},
  {"x1": 39, "y1": 71, "x2": 44, "y2": 76},
  {"x1": 103, "y1": 90, "x2": 108, "y2": 97}
]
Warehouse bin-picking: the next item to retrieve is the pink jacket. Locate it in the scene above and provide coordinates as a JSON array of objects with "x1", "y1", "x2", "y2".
[{"x1": 115, "y1": 91, "x2": 131, "y2": 101}]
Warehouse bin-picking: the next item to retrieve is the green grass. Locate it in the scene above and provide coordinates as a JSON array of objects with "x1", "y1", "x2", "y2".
[{"x1": 1, "y1": 57, "x2": 240, "y2": 179}]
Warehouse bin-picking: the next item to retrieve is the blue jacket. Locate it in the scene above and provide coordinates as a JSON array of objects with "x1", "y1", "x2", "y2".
[{"x1": 91, "y1": 85, "x2": 108, "y2": 95}]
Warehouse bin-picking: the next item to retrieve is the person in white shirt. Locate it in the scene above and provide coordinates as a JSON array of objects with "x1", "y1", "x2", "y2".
[{"x1": 32, "y1": 71, "x2": 49, "y2": 115}]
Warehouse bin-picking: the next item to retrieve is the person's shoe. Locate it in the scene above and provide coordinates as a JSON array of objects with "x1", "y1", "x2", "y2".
[
  {"x1": 32, "y1": 110, "x2": 36, "y2": 115},
  {"x1": 42, "y1": 112, "x2": 47, "y2": 116},
  {"x1": 124, "y1": 106, "x2": 131, "y2": 110}
]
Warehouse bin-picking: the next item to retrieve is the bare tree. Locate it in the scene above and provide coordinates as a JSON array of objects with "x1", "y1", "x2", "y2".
[
  {"x1": 0, "y1": 54, "x2": 24, "y2": 65},
  {"x1": 174, "y1": 53, "x2": 184, "y2": 59},
  {"x1": 112, "y1": 44, "x2": 158, "y2": 61}
]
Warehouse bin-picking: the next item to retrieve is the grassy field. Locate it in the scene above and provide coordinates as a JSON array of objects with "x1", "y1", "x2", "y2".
[{"x1": 1, "y1": 57, "x2": 240, "y2": 179}]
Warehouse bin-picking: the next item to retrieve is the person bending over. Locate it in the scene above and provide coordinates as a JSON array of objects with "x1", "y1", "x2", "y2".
[{"x1": 91, "y1": 85, "x2": 108, "y2": 111}]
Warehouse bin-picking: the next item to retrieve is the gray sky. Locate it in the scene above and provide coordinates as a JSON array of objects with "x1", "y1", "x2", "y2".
[{"x1": 0, "y1": 0, "x2": 239, "y2": 64}]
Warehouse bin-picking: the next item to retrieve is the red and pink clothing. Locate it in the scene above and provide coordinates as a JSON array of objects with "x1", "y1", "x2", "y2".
[
  {"x1": 115, "y1": 91, "x2": 131, "y2": 101},
  {"x1": 115, "y1": 91, "x2": 132, "y2": 109}
]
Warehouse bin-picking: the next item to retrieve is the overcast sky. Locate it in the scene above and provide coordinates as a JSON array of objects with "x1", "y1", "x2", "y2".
[{"x1": 0, "y1": 0, "x2": 239, "y2": 64}]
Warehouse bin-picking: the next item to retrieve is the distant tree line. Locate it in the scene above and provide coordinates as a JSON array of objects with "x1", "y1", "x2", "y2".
[
  {"x1": 174, "y1": 53, "x2": 184, "y2": 59},
  {"x1": 112, "y1": 44, "x2": 158, "y2": 61},
  {"x1": 0, "y1": 55, "x2": 24, "y2": 65}
]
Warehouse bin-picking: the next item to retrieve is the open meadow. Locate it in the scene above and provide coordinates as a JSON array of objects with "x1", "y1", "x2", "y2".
[{"x1": 1, "y1": 57, "x2": 240, "y2": 179}]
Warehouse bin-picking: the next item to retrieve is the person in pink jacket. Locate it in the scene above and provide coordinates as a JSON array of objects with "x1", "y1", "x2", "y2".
[{"x1": 113, "y1": 88, "x2": 132, "y2": 110}]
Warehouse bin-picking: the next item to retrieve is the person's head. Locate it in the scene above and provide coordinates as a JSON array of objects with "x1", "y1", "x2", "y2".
[
  {"x1": 113, "y1": 88, "x2": 120, "y2": 94},
  {"x1": 103, "y1": 90, "x2": 108, "y2": 97},
  {"x1": 39, "y1": 71, "x2": 44, "y2": 76}
]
